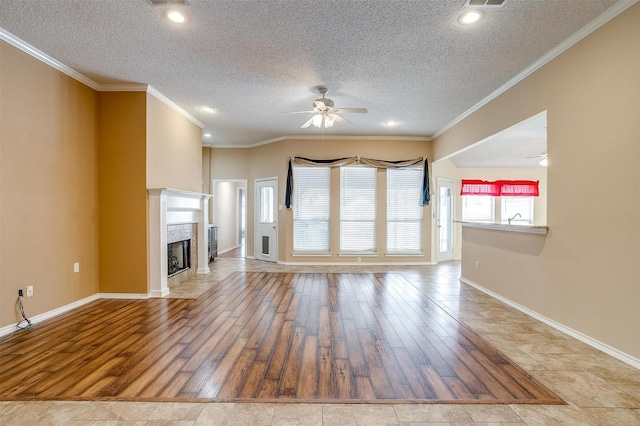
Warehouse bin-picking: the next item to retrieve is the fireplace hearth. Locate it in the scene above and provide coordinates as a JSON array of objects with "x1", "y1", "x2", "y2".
[
  {"x1": 168, "y1": 239, "x2": 191, "y2": 277},
  {"x1": 148, "y1": 188, "x2": 212, "y2": 297}
]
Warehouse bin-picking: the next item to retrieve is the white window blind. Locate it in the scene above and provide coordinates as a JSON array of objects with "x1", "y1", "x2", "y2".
[
  {"x1": 340, "y1": 167, "x2": 376, "y2": 253},
  {"x1": 293, "y1": 167, "x2": 330, "y2": 252},
  {"x1": 462, "y1": 195, "x2": 494, "y2": 223},
  {"x1": 387, "y1": 168, "x2": 423, "y2": 254}
]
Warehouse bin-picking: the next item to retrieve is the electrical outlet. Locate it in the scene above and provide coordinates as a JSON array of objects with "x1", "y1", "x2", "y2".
[
  {"x1": 357, "y1": 256, "x2": 361, "y2": 263},
  {"x1": 475, "y1": 261, "x2": 479, "y2": 270},
  {"x1": 26, "y1": 285, "x2": 34, "y2": 297},
  {"x1": 18, "y1": 289, "x2": 23, "y2": 297},
  {"x1": 74, "y1": 262, "x2": 80, "y2": 273}
]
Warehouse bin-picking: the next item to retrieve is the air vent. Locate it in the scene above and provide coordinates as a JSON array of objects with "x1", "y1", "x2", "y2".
[
  {"x1": 465, "y1": 0, "x2": 506, "y2": 6},
  {"x1": 146, "y1": 0, "x2": 188, "y2": 5}
]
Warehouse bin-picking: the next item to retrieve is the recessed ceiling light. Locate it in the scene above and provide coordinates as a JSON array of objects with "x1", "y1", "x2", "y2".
[
  {"x1": 165, "y1": 10, "x2": 186, "y2": 23},
  {"x1": 204, "y1": 133, "x2": 211, "y2": 138},
  {"x1": 458, "y1": 10, "x2": 483, "y2": 25},
  {"x1": 384, "y1": 120, "x2": 399, "y2": 126},
  {"x1": 201, "y1": 106, "x2": 219, "y2": 114}
]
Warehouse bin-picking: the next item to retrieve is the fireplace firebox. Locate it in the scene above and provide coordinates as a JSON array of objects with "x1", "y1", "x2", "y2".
[{"x1": 168, "y1": 239, "x2": 191, "y2": 277}]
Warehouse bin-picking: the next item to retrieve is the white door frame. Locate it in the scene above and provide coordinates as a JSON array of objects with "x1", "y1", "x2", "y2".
[
  {"x1": 237, "y1": 186, "x2": 246, "y2": 247},
  {"x1": 254, "y1": 177, "x2": 278, "y2": 262},
  {"x1": 211, "y1": 178, "x2": 247, "y2": 254},
  {"x1": 436, "y1": 178, "x2": 454, "y2": 263}
]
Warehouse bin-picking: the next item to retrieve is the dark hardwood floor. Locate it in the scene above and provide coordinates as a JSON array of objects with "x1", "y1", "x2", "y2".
[{"x1": 0, "y1": 272, "x2": 563, "y2": 404}]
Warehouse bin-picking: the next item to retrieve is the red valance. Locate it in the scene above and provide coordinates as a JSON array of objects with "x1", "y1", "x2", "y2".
[
  {"x1": 460, "y1": 180, "x2": 501, "y2": 196},
  {"x1": 461, "y1": 179, "x2": 539, "y2": 197}
]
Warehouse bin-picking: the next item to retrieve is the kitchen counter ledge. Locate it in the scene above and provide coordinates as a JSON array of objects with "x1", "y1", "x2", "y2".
[{"x1": 455, "y1": 221, "x2": 549, "y2": 235}]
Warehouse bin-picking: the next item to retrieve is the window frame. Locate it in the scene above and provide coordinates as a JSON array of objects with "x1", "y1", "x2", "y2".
[
  {"x1": 292, "y1": 166, "x2": 331, "y2": 255},
  {"x1": 386, "y1": 167, "x2": 424, "y2": 255},
  {"x1": 339, "y1": 166, "x2": 377, "y2": 255},
  {"x1": 500, "y1": 196, "x2": 534, "y2": 225},
  {"x1": 461, "y1": 195, "x2": 495, "y2": 223}
]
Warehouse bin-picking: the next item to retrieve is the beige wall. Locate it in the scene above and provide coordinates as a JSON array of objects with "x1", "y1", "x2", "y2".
[
  {"x1": 209, "y1": 138, "x2": 432, "y2": 263},
  {"x1": 1, "y1": 42, "x2": 100, "y2": 326},
  {"x1": 98, "y1": 92, "x2": 148, "y2": 294},
  {"x1": 201, "y1": 147, "x2": 211, "y2": 195},
  {"x1": 146, "y1": 94, "x2": 202, "y2": 192},
  {"x1": 435, "y1": 4, "x2": 640, "y2": 360}
]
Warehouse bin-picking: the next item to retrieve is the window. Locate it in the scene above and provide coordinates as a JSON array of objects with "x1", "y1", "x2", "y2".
[
  {"x1": 340, "y1": 167, "x2": 376, "y2": 253},
  {"x1": 387, "y1": 168, "x2": 423, "y2": 254},
  {"x1": 259, "y1": 186, "x2": 273, "y2": 223},
  {"x1": 501, "y1": 197, "x2": 534, "y2": 225},
  {"x1": 462, "y1": 196, "x2": 494, "y2": 223},
  {"x1": 293, "y1": 167, "x2": 330, "y2": 252}
]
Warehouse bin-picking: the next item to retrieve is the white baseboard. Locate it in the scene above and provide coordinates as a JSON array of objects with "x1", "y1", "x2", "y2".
[
  {"x1": 0, "y1": 292, "x2": 151, "y2": 338},
  {"x1": 278, "y1": 260, "x2": 434, "y2": 266},
  {"x1": 217, "y1": 245, "x2": 240, "y2": 255},
  {"x1": 97, "y1": 293, "x2": 150, "y2": 299},
  {"x1": 460, "y1": 276, "x2": 640, "y2": 370}
]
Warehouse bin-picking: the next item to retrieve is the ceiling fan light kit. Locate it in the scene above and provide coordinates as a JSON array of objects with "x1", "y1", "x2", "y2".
[
  {"x1": 284, "y1": 87, "x2": 368, "y2": 129},
  {"x1": 526, "y1": 152, "x2": 548, "y2": 167}
]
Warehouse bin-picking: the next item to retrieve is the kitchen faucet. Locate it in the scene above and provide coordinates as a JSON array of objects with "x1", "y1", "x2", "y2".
[{"x1": 508, "y1": 213, "x2": 521, "y2": 225}]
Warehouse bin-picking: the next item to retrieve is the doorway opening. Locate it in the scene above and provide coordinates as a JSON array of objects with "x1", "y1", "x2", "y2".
[{"x1": 212, "y1": 179, "x2": 247, "y2": 258}]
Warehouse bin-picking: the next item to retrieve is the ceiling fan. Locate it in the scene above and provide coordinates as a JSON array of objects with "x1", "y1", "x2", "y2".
[
  {"x1": 283, "y1": 87, "x2": 368, "y2": 129},
  {"x1": 527, "y1": 152, "x2": 548, "y2": 166}
]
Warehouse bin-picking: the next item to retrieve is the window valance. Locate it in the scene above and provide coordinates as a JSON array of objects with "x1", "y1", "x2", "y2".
[
  {"x1": 460, "y1": 179, "x2": 539, "y2": 197},
  {"x1": 285, "y1": 156, "x2": 430, "y2": 208}
]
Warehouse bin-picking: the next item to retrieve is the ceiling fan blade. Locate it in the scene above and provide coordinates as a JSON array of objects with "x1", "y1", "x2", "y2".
[
  {"x1": 282, "y1": 110, "x2": 316, "y2": 115},
  {"x1": 329, "y1": 113, "x2": 351, "y2": 125},
  {"x1": 301, "y1": 117, "x2": 314, "y2": 128},
  {"x1": 334, "y1": 108, "x2": 368, "y2": 114}
]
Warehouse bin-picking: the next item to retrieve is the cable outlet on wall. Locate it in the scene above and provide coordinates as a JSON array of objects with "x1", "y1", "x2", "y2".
[
  {"x1": 26, "y1": 285, "x2": 33, "y2": 297},
  {"x1": 74, "y1": 262, "x2": 80, "y2": 273},
  {"x1": 475, "y1": 261, "x2": 479, "y2": 270}
]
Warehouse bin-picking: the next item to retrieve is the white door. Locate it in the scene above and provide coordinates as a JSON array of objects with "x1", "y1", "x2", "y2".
[
  {"x1": 255, "y1": 178, "x2": 278, "y2": 262},
  {"x1": 436, "y1": 178, "x2": 454, "y2": 262}
]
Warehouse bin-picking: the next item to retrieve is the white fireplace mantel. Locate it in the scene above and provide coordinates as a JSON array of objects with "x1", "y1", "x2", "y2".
[{"x1": 148, "y1": 188, "x2": 212, "y2": 297}]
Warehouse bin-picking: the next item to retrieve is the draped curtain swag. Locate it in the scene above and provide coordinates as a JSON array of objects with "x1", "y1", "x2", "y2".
[
  {"x1": 460, "y1": 179, "x2": 539, "y2": 197},
  {"x1": 285, "y1": 156, "x2": 430, "y2": 208}
]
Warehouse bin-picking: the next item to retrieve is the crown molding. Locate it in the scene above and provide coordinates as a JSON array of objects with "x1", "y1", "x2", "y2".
[
  {"x1": 210, "y1": 134, "x2": 432, "y2": 149},
  {"x1": 96, "y1": 83, "x2": 148, "y2": 92},
  {"x1": 146, "y1": 86, "x2": 205, "y2": 129},
  {"x1": 281, "y1": 135, "x2": 432, "y2": 142},
  {"x1": 0, "y1": 28, "x2": 204, "y2": 129},
  {"x1": 0, "y1": 28, "x2": 100, "y2": 90},
  {"x1": 433, "y1": 0, "x2": 638, "y2": 140}
]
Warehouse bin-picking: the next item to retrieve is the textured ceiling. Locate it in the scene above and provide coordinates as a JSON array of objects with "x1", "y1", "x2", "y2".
[{"x1": 0, "y1": 0, "x2": 625, "y2": 151}]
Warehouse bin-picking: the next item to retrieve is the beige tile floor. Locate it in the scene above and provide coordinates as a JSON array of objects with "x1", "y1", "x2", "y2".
[{"x1": 1, "y1": 257, "x2": 639, "y2": 425}]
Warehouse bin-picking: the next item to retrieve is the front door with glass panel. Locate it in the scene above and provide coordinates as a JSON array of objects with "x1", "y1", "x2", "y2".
[
  {"x1": 255, "y1": 178, "x2": 278, "y2": 262},
  {"x1": 436, "y1": 178, "x2": 454, "y2": 262}
]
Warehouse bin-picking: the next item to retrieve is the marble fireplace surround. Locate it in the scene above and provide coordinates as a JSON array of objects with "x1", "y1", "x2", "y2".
[{"x1": 148, "y1": 188, "x2": 212, "y2": 297}]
